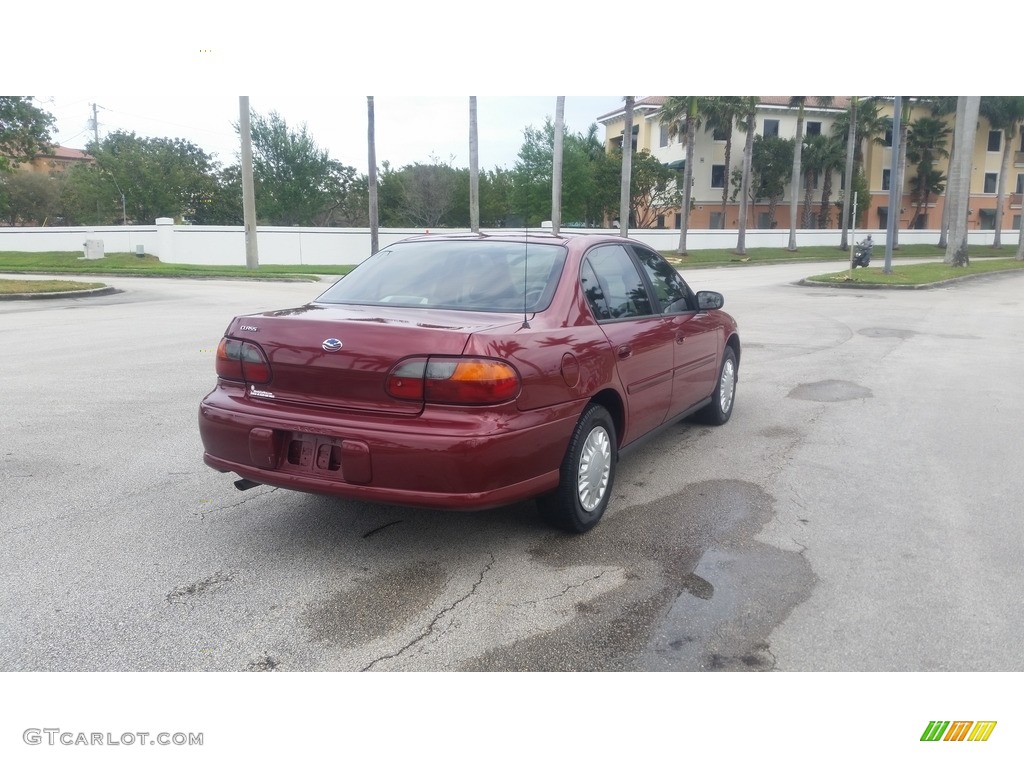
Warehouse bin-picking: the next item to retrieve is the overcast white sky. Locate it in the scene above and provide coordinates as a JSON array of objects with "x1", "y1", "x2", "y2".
[
  {"x1": 42, "y1": 94, "x2": 623, "y2": 173},
  {"x1": 11, "y1": 1, "x2": 1009, "y2": 181}
]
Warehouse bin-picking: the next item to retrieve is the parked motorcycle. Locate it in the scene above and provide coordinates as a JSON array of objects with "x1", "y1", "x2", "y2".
[{"x1": 853, "y1": 236, "x2": 873, "y2": 268}]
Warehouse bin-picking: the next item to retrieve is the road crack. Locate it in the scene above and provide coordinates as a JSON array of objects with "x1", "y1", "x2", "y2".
[{"x1": 361, "y1": 553, "x2": 496, "y2": 671}]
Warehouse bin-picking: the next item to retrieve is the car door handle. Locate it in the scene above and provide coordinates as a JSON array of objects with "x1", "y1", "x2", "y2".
[
  {"x1": 617, "y1": 344, "x2": 632, "y2": 359},
  {"x1": 675, "y1": 332, "x2": 686, "y2": 344}
]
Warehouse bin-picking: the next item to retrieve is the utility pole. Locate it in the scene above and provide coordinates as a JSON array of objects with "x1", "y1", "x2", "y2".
[
  {"x1": 239, "y1": 97, "x2": 259, "y2": 269},
  {"x1": 90, "y1": 103, "x2": 100, "y2": 145}
]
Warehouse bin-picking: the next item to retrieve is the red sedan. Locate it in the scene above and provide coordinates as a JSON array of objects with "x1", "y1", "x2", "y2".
[{"x1": 199, "y1": 233, "x2": 740, "y2": 532}]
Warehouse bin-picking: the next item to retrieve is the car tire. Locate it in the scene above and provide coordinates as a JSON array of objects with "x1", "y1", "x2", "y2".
[
  {"x1": 696, "y1": 346, "x2": 737, "y2": 426},
  {"x1": 538, "y1": 403, "x2": 617, "y2": 533}
]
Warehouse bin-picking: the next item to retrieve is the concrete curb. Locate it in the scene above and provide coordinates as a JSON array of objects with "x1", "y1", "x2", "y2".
[
  {"x1": 0, "y1": 286, "x2": 121, "y2": 301},
  {"x1": 796, "y1": 268, "x2": 1024, "y2": 290}
]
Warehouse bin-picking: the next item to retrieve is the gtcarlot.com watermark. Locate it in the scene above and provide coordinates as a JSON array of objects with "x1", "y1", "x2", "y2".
[{"x1": 23, "y1": 728, "x2": 203, "y2": 747}]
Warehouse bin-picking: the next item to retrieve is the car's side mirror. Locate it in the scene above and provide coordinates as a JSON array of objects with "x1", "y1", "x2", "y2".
[{"x1": 696, "y1": 291, "x2": 724, "y2": 311}]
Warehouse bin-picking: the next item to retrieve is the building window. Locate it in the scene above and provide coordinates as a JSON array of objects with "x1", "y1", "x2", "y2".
[
  {"x1": 914, "y1": 214, "x2": 927, "y2": 229},
  {"x1": 1016, "y1": 173, "x2": 1023, "y2": 194},
  {"x1": 712, "y1": 126, "x2": 728, "y2": 141},
  {"x1": 984, "y1": 172, "x2": 998, "y2": 194},
  {"x1": 1014, "y1": 214, "x2": 1022, "y2": 230},
  {"x1": 988, "y1": 130, "x2": 1001, "y2": 152},
  {"x1": 659, "y1": 124, "x2": 669, "y2": 148},
  {"x1": 878, "y1": 207, "x2": 888, "y2": 229},
  {"x1": 806, "y1": 121, "x2": 821, "y2": 136},
  {"x1": 757, "y1": 212, "x2": 774, "y2": 228},
  {"x1": 709, "y1": 211, "x2": 724, "y2": 229},
  {"x1": 884, "y1": 127, "x2": 893, "y2": 147},
  {"x1": 656, "y1": 214, "x2": 665, "y2": 228},
  {"x1": 763, "y1": 119, "x2": 779, "y2": 138},
  {"x1": 674, "y1": 213, "x2": 682, "y2": 228},
  {"x1": 711, "y1": 164, "x2": 726, "y2": 188},
  {"x1": 979, "y1": 209, "x2": 996, "y2": 229},
  {"x1": 882, "y1": 169, "x2": 891, "y2": 191}
]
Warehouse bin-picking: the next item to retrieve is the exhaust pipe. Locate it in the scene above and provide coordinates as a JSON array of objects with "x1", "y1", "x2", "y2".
[{"x1": 234, "y1": 478, "x2": 262, "y2": 491}]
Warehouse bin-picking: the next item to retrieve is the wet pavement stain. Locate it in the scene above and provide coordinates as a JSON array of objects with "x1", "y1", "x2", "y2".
[
  {"x1": 460, "y1": 480, "x2": 815, "y2": 671},
  {"x1": 858, "y1": 327, "x2": 917, "y2": 340},
  {"x1": 246, "y1": 654, "x2": 280, "y2": 671},
  {"x1": 301, "y1": 561, "x2": 448, "y2": 648},
  {"x1": 788, "y1": 379, "x2": 873, "y2": 402},
  {"x1": 166, "y1": 571, "x2": 234, "y2": 604}
]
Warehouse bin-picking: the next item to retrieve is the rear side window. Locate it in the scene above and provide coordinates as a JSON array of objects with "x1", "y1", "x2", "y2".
[
  {"x1": 317, "y1": 240, "x2": 567, "y2": 312},
  {"x1": 581, "y1": 244, "x2": 654, "y2": 320}
]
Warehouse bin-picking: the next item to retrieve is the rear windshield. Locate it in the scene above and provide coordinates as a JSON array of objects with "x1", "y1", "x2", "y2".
[{"x1": 316, "y1": 240, "x2": 567, "y2": 313}]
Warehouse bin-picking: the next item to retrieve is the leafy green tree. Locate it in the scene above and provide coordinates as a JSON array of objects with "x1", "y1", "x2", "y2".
[
  {"x1": 81, "y1": 131, "x2": 217, "y2": 224},
  {"x1": 604, "y1": 148, "x2": 680, "y2": 228},
  {"x1": 247, "y1": 111, "x2": 358, "y2": 226},
  {"x1": 56, "y1": 163, "x2": 120, "y2": 225},
  {"x1": 0, "y1": 97, "x2": 55, "y2": 173},
  {"x1": 0, "y1": 170, "x2": 60, "y2": 225},
  {"x1": 511, "y1": 120, "x2": 615, "y2": 227},
  {"x1": 736, "y1": 135, "x2": 794, "y2": 229}
]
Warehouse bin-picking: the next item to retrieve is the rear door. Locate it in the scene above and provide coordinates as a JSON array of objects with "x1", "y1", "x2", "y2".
[{"x1": 581, "y1": 244, "x2": 674, "y2": 443}]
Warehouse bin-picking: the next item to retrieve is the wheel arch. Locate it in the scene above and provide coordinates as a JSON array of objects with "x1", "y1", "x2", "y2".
[{"x1": 587, "y1": 388, "x2": 625, "y2": 449}]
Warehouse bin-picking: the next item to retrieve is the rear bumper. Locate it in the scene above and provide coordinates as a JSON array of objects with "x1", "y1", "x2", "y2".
[{"x1": 198, "y1": 387, "x2": 583, "y2": 511}]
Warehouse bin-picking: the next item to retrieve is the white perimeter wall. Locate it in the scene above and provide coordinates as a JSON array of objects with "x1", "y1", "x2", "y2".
[{"x1": 0, "y1": 220, "x2": 1018, "y2": 266}]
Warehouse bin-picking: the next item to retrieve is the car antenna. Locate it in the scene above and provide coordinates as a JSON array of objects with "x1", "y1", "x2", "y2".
[{"x1": 521, "y1": 235, "x2": 531, "y2": 329}]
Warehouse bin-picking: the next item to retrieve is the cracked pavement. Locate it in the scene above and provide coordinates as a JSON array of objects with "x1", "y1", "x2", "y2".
[{"x1": 2, "y1": 267, "x2": 1023, "y2": 672}]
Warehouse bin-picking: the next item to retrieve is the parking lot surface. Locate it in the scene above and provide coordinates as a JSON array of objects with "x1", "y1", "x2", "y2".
[{"x1": 2, "y1": 263, "x2": 1022, "y2": 671}]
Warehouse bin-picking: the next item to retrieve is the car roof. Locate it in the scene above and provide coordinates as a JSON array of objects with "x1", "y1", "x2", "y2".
[{"x1": 392, "y1": 231, "x2": 637, "y2": 249}]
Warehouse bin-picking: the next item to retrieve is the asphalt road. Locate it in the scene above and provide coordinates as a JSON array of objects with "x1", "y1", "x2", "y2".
[{"x1": 2, "y1": 263, "x2": 1022, "y2": 672}]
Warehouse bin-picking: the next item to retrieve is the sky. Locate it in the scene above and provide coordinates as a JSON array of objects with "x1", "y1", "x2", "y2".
[{"x1": 41, "y1": 94, "x2": 623, "y2": 174}]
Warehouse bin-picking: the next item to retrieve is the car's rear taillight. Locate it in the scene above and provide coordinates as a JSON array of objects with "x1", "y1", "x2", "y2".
[
  {"x1": 216, "y1": 337, "x2": 272, "y2": 384},
  {"x1": 387, "y1": 357, "x2": 520, "y2": 405}
]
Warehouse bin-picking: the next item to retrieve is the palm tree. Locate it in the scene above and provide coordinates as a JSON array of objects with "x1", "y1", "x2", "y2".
[
  {"x1": 661, "y1": 96, "x2": 702, "y2": 255},
  {"x1": 551, "y1": 96, "x2": 564, "y2": 235},
  {"x1": 367, "y1": 96, "x2": 379, "y2": 254},
  {"x1": 891, "y1": 97, "x2": 915, "y2": 249},
  {"x1": 837, "y1": 96, "x2": 858, "y2": 249},
  {"x1": 703, "y1": 96, "x2": 743, "y2": 228},
  {"x1": 979, "y1": 96, "x2": 1024, "y2": 248},
  {"x1": 786, "y1": 97, "x2": 833, "y2": 249},
  {"x1": 905, "y1": 115, "x2": 950, "y2": 227},
  {"x1": 735, "y1": 97, "x2": 759, "y2": 255},
  {"x1": 809, "y1": 135, "x2": 845, "y2": 228},
  {"x1": 924, "y1": 97, "x2": 958, "y2": 248},
  {"x1": 619, "y1": 96, "x2": 634, "y2": 235},
  {"x1": 469, "y1": 96, "x2": 480, "y2": 233},
  {"x1": 945, "y1": 96, "x2": 981, "y2": 267}
]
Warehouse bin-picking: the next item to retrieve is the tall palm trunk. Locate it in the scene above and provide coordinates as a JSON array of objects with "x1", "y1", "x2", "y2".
[
  {"x1": 619, "y1": 97, "x2": 634, "y2": 236},
  {"x1": 736, "y1": 101, "x2": 756, "y2": 255},
  {"x1": 938, "y1": 133, "x2": 955, "y2": 248},
  {"x1": 992, "y1": 123, "x2": 1014, "y2": 248},
  {"x1": 469, "y1": 97, "x2": 480, "y2": 233},
  {"x1": 787, "y1": 106, "x2": 805, "y2": 250},
  {"x1": 840, "y1": 98, "x2": 857, "y2": 249},
  {"x1": 720, "y1": 124, "x2": 732, "y2": 227},
  {"x1": 552, "y1": 96, "x2": 564, "y2": 235},
  {"x1": 892, "y1": 98, "x2": 910, "y2": 248},
  {"x1": 367, "y1": 96, "x2": 379, "y2": 254},
  {"x1": 678, "y1": 97, "x2": 697, "y2": 255},
  {"x1": 945, "y1": 96, "x2": 980, "y2": 266}
]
